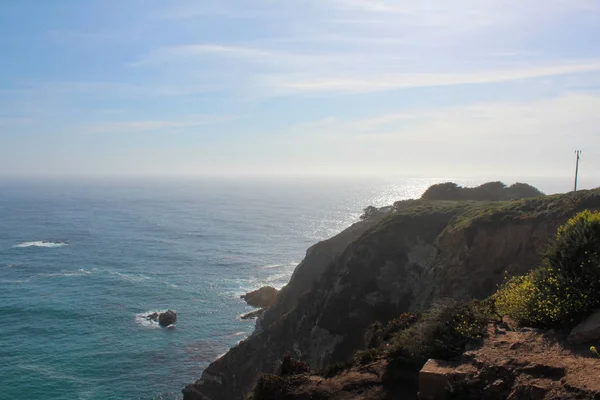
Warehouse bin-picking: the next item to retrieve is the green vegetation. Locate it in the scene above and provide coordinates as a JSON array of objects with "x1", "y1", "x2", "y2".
[
  {"x1": 354, "y1": 348, "x2": 380, "y2": 365},
  {"x1": 317, "y1": 360, "x2": 354, "y2": 378},
  {"x1": 360, "y1": 205, "x2": 378, "y2": 220},
  {"x1": 386, "y1": 188, "x2": 600, "y2": 235},
  {"x1": 421, "y1": 181, "x2": 544, "y2": 201},
  {"x1": 250, "y1": 374, "x2": 296, "y2": 400},
  {"x1": 495, "y1": 210, "x2": 600, "y2": 328},
  {"x1": 277, "y1": 353, "x2": 311, "y2": 376},
  {"x1": 387, "y1": 300, "x2": 493, "y2": 369},
  {"x1": 250, "y1": 354, "x2": 311, "y2": 400},
  {"x1": 382, "y1": 312, "x2": 421, "y2": 341}
]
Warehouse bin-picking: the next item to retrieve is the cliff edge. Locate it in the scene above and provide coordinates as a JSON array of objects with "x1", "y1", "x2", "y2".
[{"x1": 183, "y1": 187, "x2": 600, "y2": 400}]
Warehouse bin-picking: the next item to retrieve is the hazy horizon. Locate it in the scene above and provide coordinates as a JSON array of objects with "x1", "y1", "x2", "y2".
[
  {"x1": 1, "y1": 1, "x2": 599, "y2": 179},
  {"x1": 0, "y1": 175, "x2": 597, "y2": 198}
]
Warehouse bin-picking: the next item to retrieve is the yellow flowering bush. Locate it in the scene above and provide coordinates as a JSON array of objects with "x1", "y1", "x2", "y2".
[{"x1": 495, "y1": 210, "x2": 600, "y2": 328}]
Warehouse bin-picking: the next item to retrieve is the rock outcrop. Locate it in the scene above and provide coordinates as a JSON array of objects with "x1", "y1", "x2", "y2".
[
  {"x1": 568, "y1": 308, "x2": 600, "y2": 344},
  {"x1": 158, "y1": 310, "x2": 176, "y2": 327},
  {"x1": 183, "y1": 188, "x2": 600, "y2": 400},
  {"x1": 240, "y1": 309, "x2": 266, "y2": 320},
  {"x1": 241, "y1": 286, "x2": 279, "y2": 309}
]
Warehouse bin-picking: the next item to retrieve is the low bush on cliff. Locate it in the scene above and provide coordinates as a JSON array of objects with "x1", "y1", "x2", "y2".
[
  {"x1": 278, "y1": 353, "x2": 311, "y2": 376},
  {"x1": 383, "y1": 312, "x2": 422, "y2": 340},
  {"x1": 495, "y1": 210, "x2": 600, "y2": 328},
  {"x1": 354, "y1": 348, "x2": 380, "y2": 365},
  {"x1": 388, "y1": 300, "x2": 492, "y2": 369},
  {"x1": 421, "y1": 181, "x2": 544, "y2": 201},
  {"x1": 251, "y1": 374, "x2": 291, "y2": 399},
  {"x1": 250, "y1": 354, "x2": 311, "y2": 399}
]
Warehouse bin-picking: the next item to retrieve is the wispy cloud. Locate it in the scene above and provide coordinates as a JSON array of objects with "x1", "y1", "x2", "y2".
[
  {"x1": 261, "y1": 91, "x2": 600, "y2": 176},
  {"x1": 287, "y1": 92, "x2": 600, "y2": 143},
  {"x1": 266, "y1": 62, "x2": 600, "y2": 94},
  {"x1": 134, "y1": 42, "x2": 600, "y2": 98},
  {"x1": 330, "y1": 0, "x2": 411, "y2": 14},
  {"x1": 131, "y1": 44, "x2": 276, "y2": 66},
  {"x1": 81, "y1": 116, "x2": 235, "y2": 135}
]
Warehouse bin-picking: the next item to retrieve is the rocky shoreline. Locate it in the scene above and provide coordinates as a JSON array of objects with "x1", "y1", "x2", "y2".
[{"x1": 183, "y1": 185, "x2": 600, "y2": 400}]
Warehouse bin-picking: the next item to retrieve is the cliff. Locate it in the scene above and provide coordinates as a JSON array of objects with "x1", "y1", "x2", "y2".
[{"x1": 183, "y1": 188, "x2": 600, "y2": 400}]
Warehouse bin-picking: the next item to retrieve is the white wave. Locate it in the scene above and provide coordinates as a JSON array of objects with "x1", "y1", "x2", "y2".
[
  {"x1": 265, "y1": 272, "x2": 289, "y2": 284},
  {"x1": 109, "y1": 271, "x2": 151, "y2": 282},
  {"x1": 18, "y1": 363, "x2": 84, "y2": 384},
  {"x1": 13, "y1": 241, "x2": 67, "y2": 248},
  {"x1": 35, "y1": 269, "x2": 93, "y2": 279},
  {"x1": 261, "y1": 264, "x2": 283, "y2": 269},
  {"x1": 261, "y1": 261, "x2": 298, "y2": 269},
  {"x1": 78, "y1": 268, "x2": 93, "y2": 274},
  {"x1": 0, "y1": 279, "x2": 29, "y2": 284}
]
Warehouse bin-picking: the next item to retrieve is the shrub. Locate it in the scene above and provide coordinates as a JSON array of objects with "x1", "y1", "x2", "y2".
[
  {"x1": 251, "y1": 374, "x2": 292, "y2": 400},
  {"x1": 364, "y1": 321, "x2": 383, "y2": 349},
  {"x1": 278, "y1": 353, "x2": 310, "y2": 376},
  {"x1": 354, "y1": 348, "x2": 380, "y2": 365},
  {"x1": 420, "y1": 181, "x2": 543, "y2": 201},
  {"x1": 317, "y1": 360, "x2": 353, "y2": 378},
  {"x1": 550, "y1": 209, "x2": 600, "y2": 282},
  {"x1": 360, "y1": 205, "x2": 378, "y2": 220},
  {"x1": 388, "y1": 300, "x2": 491, "y2": 369},
  {"x1": 506, "y1": 182, "x2": 545, "y2": 199},
  {"x1": 495, "y1": 210, "x2": 600, "y2": 328},
  {"x1": 382, "y1": 312, "x2": 421, "y2": 340},
  {"x1": 494, "y1": 272, "x2": 540, "y2": 325}
]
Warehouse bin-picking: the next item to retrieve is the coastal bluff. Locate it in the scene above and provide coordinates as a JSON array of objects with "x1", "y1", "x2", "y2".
[{"x1": 183, "y1": 185, "x2": 600, "y2": 400}]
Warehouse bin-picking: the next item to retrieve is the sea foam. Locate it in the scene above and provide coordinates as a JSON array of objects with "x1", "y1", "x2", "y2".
[{"x1": 13, "y1": 241, "x2": 68, "y2": 248}]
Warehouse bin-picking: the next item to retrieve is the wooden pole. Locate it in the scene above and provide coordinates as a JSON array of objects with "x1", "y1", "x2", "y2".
[{"x1": 574, "y1": 150, "x2": 582, "y2": 192}]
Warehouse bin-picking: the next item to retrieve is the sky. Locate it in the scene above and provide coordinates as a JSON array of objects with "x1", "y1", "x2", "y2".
[{"x1": 1, "y1": 0, "x2": 599, "y2": 180}]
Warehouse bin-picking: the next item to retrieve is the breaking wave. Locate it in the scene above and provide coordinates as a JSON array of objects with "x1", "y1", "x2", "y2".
[{"x1": 13, "y1": 241, "x2": 68, "y2": 248}]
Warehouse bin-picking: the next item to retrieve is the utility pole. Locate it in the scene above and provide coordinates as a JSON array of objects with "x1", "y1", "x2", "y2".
[{"x1": 574, "y1": 150, "x2": 582, "y2": 192}]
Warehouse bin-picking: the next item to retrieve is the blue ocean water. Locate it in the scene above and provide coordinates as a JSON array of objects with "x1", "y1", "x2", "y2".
[{"x1": 0, "y1": 177, "x2": 576, "y2": 399}]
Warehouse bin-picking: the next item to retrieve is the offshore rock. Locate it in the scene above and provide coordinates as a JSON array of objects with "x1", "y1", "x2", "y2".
[
  {"x1": 158, "y1": 310, "x2": 177, "y2": 327},
  {"x1": 241, "y1": 286, "x2": 279, "y2": 308}
]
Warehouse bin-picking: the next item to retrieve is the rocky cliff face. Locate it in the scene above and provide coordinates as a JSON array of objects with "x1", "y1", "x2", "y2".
[{"x1": 183, "y1": 189, "x2": 600, "y2": 400}]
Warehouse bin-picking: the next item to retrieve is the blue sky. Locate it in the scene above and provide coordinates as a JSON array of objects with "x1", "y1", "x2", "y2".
[{"x1": 1, "y1": 0, "x2": 600, "y2": 179}]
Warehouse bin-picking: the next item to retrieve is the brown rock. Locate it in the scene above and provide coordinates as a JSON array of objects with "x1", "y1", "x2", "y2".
[
  {"x1": 568, "y1": 309, "x2": 600, "y2": 344},
  {"x1": 418, "y1": 359, "x2": 462, "y2": 400},
  {"x1": 240, "y1": 309, "x2": 266, "y2": 320},
  {"x1": 240, "y1": 286, "x2": 279, "y2": 308}
]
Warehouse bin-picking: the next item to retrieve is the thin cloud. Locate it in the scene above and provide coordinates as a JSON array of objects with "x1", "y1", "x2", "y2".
[
  {"x1": 130, "y1": 43, "x2": 375, "y2": 69},
  {"x1": 81, "y1": 116, "x2": 234, "y2": 135},
  {"x1": 330, "y1": 0, "x2": 411, "y2": 14},
  {"x1": 267, "y1": 62, "x2": 600, "y2": 94},
  {"x1": 131, "y1": 44, "x2": 274, "y2": 66}
]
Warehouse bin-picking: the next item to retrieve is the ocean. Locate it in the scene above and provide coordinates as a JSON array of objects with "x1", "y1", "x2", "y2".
[{"x1": 0, "y1": 177, "x2": 578, "y2": 399}]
